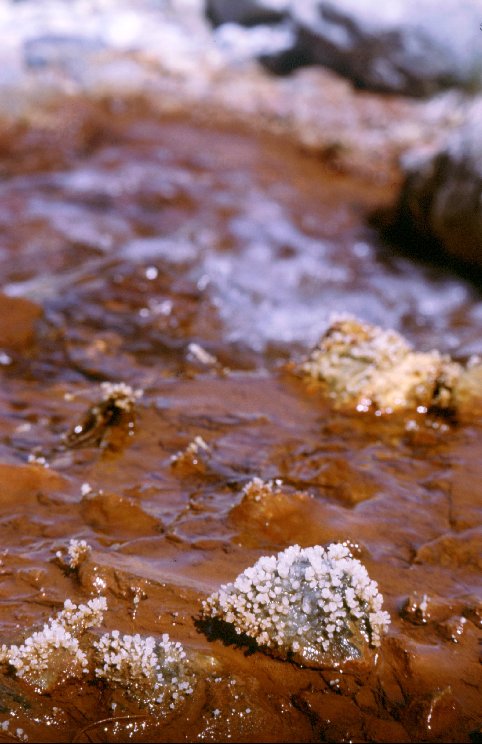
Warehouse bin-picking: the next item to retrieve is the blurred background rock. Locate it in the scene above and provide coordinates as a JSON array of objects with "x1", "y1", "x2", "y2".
[{"x1": 1, "y1": 0, "x2": 481, "y2": 267}]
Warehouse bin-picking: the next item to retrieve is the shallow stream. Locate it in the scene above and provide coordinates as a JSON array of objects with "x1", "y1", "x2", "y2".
[{"x1": 0, "y1": 100, "x2": 480, "y2": 742}]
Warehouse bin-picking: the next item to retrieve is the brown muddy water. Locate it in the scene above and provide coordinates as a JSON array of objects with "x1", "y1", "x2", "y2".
[{"x1": 0, "y1": 99, "x2": 480, "y2": 742}]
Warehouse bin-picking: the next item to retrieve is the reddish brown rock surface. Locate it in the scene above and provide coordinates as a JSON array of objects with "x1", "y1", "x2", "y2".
[{"x1": 0, "y1": 100, "x2": 479, "y2": 742}]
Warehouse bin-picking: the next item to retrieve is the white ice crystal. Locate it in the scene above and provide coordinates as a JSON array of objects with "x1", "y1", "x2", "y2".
[
  {"x1": 1, "y1": 597, "x2": 107, "y2": 692},
  {"x1": 201, "y1": 544, "x2": 390, "y2": 667},
  {"x1": 56, "y1": 538, "x2": 92, "y2": 569},
  {"x1": 240, "y1": 477, "x2": 283, "y2": 502},
  {"x1": 94, "y1": 631, "x2": 194, "y2": 709},
  {"x1": 100, "y1": 382, "x2": 143, "y2": 410},
  {"x1": 170, "y1": 435, "x2": 211, "y2": 467},
  {"x1": 56, "y1": 596, "x2": 107, "y2": 634}
]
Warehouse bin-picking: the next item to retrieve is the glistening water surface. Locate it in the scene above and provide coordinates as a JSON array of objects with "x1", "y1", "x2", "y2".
[{"x1": 0, "y1": 101, "x2": 480, "y2": 742}]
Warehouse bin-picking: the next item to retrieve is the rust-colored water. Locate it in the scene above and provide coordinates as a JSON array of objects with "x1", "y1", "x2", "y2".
[{"x1": 0, "y1": 101, "x2": 480, "y2": 742}]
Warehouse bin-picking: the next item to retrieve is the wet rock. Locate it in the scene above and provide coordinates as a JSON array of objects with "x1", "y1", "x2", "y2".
[
  {"x1": 362, "y1": 715, "x2": 411, "y2": 743},
  {"x1": 0, "y1": 293, "x2": 42, "y2": 352},
  {"x1": 404, "y1": 686, "x2": 461, "y2": 741},
  {"x1": 463, "y1": 598, "x2": 482, "y2": 629},
  {"x1": 400, "y1": 592, "x2": 432, "y2": 626},
  {"x1": 188, "y1": 671, "x2": 292, "y2": 743},
  {"x1": 229, "y1": 477, "x2": 286, "y2": 523},
  {"x1": 170, "y1": 435, "x2": 212, "y2": 476},
  {"x1": 63, "y1": 382, "x2": 142, "y2": 450},
  {"x1": 0, "y1": 463, "x2": 68, "y2": 507},
  {"x1": 200, "y1": 543, "x2": 390, "y2": 669},
  {"x1": 206, "y1": 0, "x2": 289, "y2": 28},
  {"x1": 80, "y1": 490, "x2": 161, "y2": 537},
  {"x1": 266, "y1": 0, "x2": 482, "y2": 97},
  {"x1": 293, "y1": 689, "x2": 365, "y2": 742},
  {"x1": 296, "y1": 315, "x2": 463, "y2": 415},
  {"x1": 277, "y1": 449, "x2": 378, "y2": 505},
  {"x1": 400, "y1": 592, "x2": 455, "y2": 626},
  {"x1": 414, "y1": 528, "x2": 482, "y2": 571},
  {"x1": 395, "y1": 102, "x2": 482, "y2": 268},
  {"x1": 229, "y1": 478, "x2": 320, "y2": 546},
  {"x1": 437, "y1": 615, "x2": 468, "y2": 644}
]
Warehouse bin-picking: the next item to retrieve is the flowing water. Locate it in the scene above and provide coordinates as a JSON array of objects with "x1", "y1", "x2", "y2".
[{"x1": 0, "y1": 100, "x2": 480, "y2": 742}]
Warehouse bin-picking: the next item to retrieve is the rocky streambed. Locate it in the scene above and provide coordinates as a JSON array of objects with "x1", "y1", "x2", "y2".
[{"x1": 0, "y1": 1, "x2": 480, "y2": 742}]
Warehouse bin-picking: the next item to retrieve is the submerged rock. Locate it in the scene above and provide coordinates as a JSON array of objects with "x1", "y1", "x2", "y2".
[
  {"x1": 63, "y1": 382, "x2": 143, "y2": 449},
  {"x1": 297, "y1": 315, "x2": 475, "y2": 415},
  {"x1": 201, "y1": 543, "x2": 390, "y2": 668}
]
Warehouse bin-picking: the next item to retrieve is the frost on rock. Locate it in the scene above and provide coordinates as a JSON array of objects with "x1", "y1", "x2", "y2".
[
  {"x1": 0, "y1": 597, "x2": 107, "y2": 693},
  {"x1": 56, "y1": 538, "x2": 92, "y2": 570},
  {"x1": 201, "y1": 543, "x2": 390, "y2": 669},
  {"x1": 298, "y1": 315, "x2": 462, "y2": 414},
  {"x1": 63, "y1": 382, "x2": 143, "y2": 449},
  {"x1": 240, "y1": 477, "x2": 283, "y2": 503},
  {"x1": 99, "y1": 382, "x2": 143, "y2": 412},
  {"x1": 170, "y1": 435, "x2": 211, "y2": 474},
  {"x1": 93, "y1": 631, "x2": 194, "y2": 710}
]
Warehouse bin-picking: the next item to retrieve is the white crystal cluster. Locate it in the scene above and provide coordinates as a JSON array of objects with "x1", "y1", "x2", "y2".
[
  {"x1": 0, "y1": 596, "x2": 194, "y2": 708},
  {"x1": 56, "y1": 538, "x2": 92, "y2": 569},
  {"x1": 0, "y1": 598, "x2": 107, "y2": 692},
  {"x1": 299, "y1": 315, "x2": 461, "y2": 413},
  {"x1": 56, "y1": 597, "x2": 107, "y2": 633},
  {"x1": 240, "y1": 477, "x2": 283, "y2": 503},
  {"x1": 100, "y1": 382, "x2": 143, "y2": 411},
  {"x1": 170, "y1": 435, "x2": 210, "y2": 467},
  {"x1": 201, "y1": 544, "x2": 390, "y2": 667},
  {"x1": 94, "y1": 631, "x2": 194, "y2": 709}
]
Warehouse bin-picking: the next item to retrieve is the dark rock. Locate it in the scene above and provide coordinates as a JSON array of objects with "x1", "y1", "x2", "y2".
[
  {"x1": 229, "y1": 0, "x2": 482, "y2": 97},
  {"x1": 395, "y1": 103, "x2": 482, "y2": 267},
  {"x1": 206, "y1": 0, "x2": 289, "y2": 28},
  {"x1": 290, "y1": 1, "x2": 482, "y2": 97}
]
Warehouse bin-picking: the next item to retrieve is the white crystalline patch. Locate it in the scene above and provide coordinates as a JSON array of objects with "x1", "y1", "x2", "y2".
[
  {"x1": 57, "y1": 596, "x2": 107, "y2": 633},
  {"x1": 299, "y1": 315, "x2": 461, "y2": 413},
  {"x1": 93, "y1": 631, "x2": 194, "y2": 708},
  {"x1": 59, "y1": 538, "x2": 92, "y2": 569},
  {"x1": 1, "y1": 597, "x2": 107, "y2": 690},
  {"x1": 100, "y1": 381, "x2": 143, "y2": 410},
  {"x1": 240, "y1": 477, "x2": 283, "y2": 502},
  {"x1": 201, "y1": 544, "x2": 390, "y2": 663},
  {"x1": 7, "y1": 623, "x2": 88, "y2": 679},
  {"x1": 170, "y1": 435, "x2": 210, "y2": 465}
]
